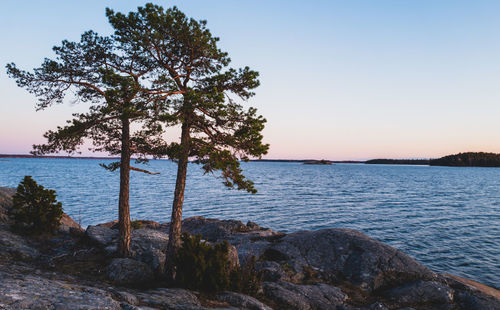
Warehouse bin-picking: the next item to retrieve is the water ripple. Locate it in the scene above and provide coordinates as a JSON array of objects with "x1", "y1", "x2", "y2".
[{"x1": 0, "y1": 159, "x2": 499, "y2": 287}]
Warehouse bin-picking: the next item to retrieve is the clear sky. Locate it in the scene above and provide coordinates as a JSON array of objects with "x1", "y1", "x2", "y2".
[{"x1": 1, "y1": 0, "x2": 499, "y2": 160}]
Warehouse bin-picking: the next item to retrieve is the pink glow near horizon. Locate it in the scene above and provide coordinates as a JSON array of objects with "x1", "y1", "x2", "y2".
[{"x1": 1, "y1": 1, "x2": 500, "y2": 160}]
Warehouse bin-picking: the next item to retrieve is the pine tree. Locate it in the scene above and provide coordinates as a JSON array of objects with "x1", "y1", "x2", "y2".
[
  {"x1": 11, "y1": 176, "x2": 63, "y2": 234},
  {"x1": 106, "y1": 4, "x2": 269, "y2": 278},
  {"x1": 6, "y1": 31, "x2": 169, "y2": 257}
]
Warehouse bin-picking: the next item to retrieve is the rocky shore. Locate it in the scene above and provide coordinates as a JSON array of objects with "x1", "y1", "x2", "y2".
[{"x1": 0, "y1": 187, "x2": 498, "y2": 310}]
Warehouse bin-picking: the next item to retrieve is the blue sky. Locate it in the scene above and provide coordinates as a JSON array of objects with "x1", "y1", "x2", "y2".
[{"x1": 1, "y1": 1, "x2": 499, "y2": 160}]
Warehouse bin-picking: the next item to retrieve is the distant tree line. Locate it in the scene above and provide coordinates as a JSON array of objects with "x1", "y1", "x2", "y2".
[
  {"x1": 430, "y1": 152, "x2": 500, "y2": 167},
  {"x1": 365, "y1": 159, "x2": 430, "y2": 165}
]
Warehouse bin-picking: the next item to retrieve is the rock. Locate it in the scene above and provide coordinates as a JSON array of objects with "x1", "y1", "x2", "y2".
[
  {"x1": 59, "y1": 213, "x2": 84, "y2": 235},
  {"x1": 85, "y1": 226, "x2": 170, "y2": 273},
  {"x1": 256, "y1": 261, "x2": 290, "y2": 282},
  {"x1": 368, "y1": 302, "x2": 388, "y2": 310},
  {"x1": 107, "y1": 258, "x2": 154, "y2": 286},
  {"x1": 0, "y1": 187, "x2": 15, "y2": 223},
  {"x1": 453, "y1": 289, "x2": 500, "y2": 310},
  {"x1": 265, "y1": 228, "x2": 435, "y2": 291},
  {"x1": 180, "y1": 216, "x2": 252, "y2": 241},
  {"x1": 86, "y1": 225, "x2": 118, "y2": 247},
  {"x1": 263, "y1": 281, "x2": 347, "y2": 310},
  {"x1": 0, "y1": 264, "x2": 122, "y2": 310},
  {"x1": 441, "y1": 274, "x2": 500, "y2": 301},
  {"x1": 131, "y1": 229, "x2": 169, "y2": 273},
  {"x1": 135, "y1": 288, "x2": 202, "y2": 309},
  {"x1": 0, "y1": 229, "x2": 39, "y2": 261},
  {"x1": 217, "y1": 291, "x2": 272, "y2": 310},
  {"x1": 384, "y1": 280, "x2": 454, "y2": 308}
]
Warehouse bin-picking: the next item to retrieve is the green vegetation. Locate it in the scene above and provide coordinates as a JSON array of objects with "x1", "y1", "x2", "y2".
[
  {"x1": 10, "y1": 176, "x2": 63, "y2": 234},
  {"x1": 7, "y1": 5, "x2": 170, "y2": 257},
  {"x1": 175, "y1": 233, "x2": 260, "y2": 294},
  {"x1": 7, "y1": 2, "x2": 268, "y2": 276},
  {"x1": 365, "y1": 159, "x2": 430, "y2": 165},
  {"x1": 106, "y1": 3, "x2": 269, "y2": 278},
  {"x1": 430, "y1": 152, "x2": 500, "y2": 167}
]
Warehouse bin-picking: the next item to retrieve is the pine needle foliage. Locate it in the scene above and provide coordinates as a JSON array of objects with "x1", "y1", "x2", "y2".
[
  {"x1": 10, "y1": 176, "x2": 63, "y2": 234},
  {"x1": 175, "y1": 233, "x2": 261, "y2": 294}
]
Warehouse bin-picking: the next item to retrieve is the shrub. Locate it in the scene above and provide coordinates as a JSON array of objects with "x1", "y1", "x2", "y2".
[
  {"x1": 175, "y1": 233, "x2": 261, "y2": 294},
  {"x1": 230, "y1": 255, "x2": 260, "y2": 296},
  {"x1": 10, "y1": 176, "x2": 63, "y2": 234}
]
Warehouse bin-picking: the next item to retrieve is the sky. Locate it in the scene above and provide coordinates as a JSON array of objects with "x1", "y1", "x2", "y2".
[{"x1": 1, "y1": 0, "x2": 499, "y2": 160}]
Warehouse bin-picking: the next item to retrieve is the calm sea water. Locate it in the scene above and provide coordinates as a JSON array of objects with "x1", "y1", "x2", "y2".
[{"x1": 0, "y1": 158, "x2": 498, "y2": 287}]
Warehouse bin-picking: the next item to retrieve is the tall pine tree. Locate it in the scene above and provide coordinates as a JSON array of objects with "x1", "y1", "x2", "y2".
[
  {"x1": 7, "y1": 31, "x2": 170, "y2": 257},
  {"x1": 107, "y1": 4, "x2": 269, "y2": 278}
]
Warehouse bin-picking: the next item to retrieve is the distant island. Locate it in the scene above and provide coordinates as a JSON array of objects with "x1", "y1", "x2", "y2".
[
  {"x1": 365, "y1": 159, "x2": 430, "y2": 165},
  {"x1": 302, "y1": 159, "x2": 334, "y2": 165},
  {"x1": 430, "y1": 152, "x2": 500, "y2": 167}
]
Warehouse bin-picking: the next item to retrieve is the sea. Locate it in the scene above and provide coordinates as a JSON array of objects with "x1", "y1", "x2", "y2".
[{"x1": 0, "y1": 158, "x2": 498, "y2": 288}]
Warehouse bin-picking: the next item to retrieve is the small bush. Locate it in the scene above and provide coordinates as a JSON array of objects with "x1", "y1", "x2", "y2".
[
  {"x1": 175, "y1": 233, "x2": 261, "y2": 294},
  {"x1": 230, "y1": 255, "x2": 260, "y2": 296},
  {"x1": 10, "y1": 176, "x2": 63, "y2": 234}
]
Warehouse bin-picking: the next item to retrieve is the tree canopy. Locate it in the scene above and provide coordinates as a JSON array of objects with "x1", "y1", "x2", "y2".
[
  {"x1": 106, "y1": 3, "x2": 269, "y2": 278},
  {"x1": 6, "y1": 30, "x2": 170, "y2": 256}
]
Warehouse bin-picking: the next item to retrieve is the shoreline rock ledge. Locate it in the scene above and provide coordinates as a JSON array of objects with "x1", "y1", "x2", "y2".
[{"x1": 0, "y1": 186, "x2": 499, "y2": 310}]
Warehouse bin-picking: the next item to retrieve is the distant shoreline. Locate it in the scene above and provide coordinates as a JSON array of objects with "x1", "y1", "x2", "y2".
[
  {"x1": 0, "y1": 154, "x2": 120, "y2": 160},
  {"x1": 0, "y1": 154, "x2": 364, "y2": 163},
  {"x1": 3, "y1": 153, "x2": 500, "y2": 167}
]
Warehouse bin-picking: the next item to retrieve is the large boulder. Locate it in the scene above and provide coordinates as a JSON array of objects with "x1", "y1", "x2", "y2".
[
  {"x1": 263, "y1": 228, "x2": 435, "y2": 291},
  {"x1": 131, "y1": 229, "x2": 169, "y2": 273},
  {"x1": 107, "y1": 258, "x2": 154, "y2": 286},
  {"x1": 180, "y1": 216, "x2": 284, "y2": 265},
  {"x1": 86, "y1": 224, "x2": 118, "y2": 247}
]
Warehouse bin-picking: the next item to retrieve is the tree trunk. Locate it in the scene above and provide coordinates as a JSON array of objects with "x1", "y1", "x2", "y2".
[
  {"x1": 117, "y1": 116, "x2": 131, "y2": 257},
  {"x1": 165, "y1": 120, "x2": 191, "y2": 280}
]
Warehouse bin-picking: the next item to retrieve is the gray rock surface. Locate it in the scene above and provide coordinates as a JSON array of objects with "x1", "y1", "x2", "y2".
[
  {"x1": 86, "y1": 224, "x2": 118, "y2": 246},
  {"x1": 264, "y1": 228, "x2": 435, "y2": 291},
  {"x1": 135, "y1": 288, "x2": 202, "y2": 309},
  {"x1": 107, "y1": 258, "x2": 154, "y2": 286},
  {"x1": 0, "y1": 265, "x2": 122, "y2": 310},
  {"x1": 256, "y1": 261, "x2": 290, "y2": 282},
  {"x1": 263, "y1": 281, "x2": 348, "y2": 310},
  {"x1": 131, "y1": 228, "x2": 169, "y2": 273},
  {"x1": 217, "y1": 291, "x2": 273, "y2": 310},
  {"x1": 0, "y1": 187, "x2": 15, "y2": 223},
  {"x1": 384, "y1": 280, "x2": 454, "y2": 307},
  {"x1": 180, "y1": 216, "x2": 285, "y2": 265},
  {"x1": 0, "y1": 229, "x2": 39, "y2": 261}
]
